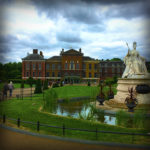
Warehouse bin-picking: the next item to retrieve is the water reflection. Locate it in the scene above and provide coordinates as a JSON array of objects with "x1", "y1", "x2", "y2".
[
  {"x1": 54, "y1": 100, "x2": 116, "y2": 125},
  {"x1": 51, "y1": 100, "x2": 149, "y2": 129}
]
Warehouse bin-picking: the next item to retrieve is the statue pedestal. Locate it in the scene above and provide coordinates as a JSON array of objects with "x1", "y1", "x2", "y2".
[{"x1": 114, "y1": 78, "x2": 150, "y2": 104}]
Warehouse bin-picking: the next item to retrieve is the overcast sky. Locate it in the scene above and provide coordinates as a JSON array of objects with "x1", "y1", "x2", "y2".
[{"x1": 0, "y1": 0, "x2": 150, "y2": 63}]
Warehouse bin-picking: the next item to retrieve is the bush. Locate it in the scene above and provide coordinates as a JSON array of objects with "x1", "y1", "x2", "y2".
[
  {"x1": 105, "y1": 78, "x2": 114, "y2": 86},
  {"x1": 60, "y1": 81, "x2": 63, "y2": 87},
  {"x1": 43, "y1": 89, "x2": 58, "y2": 113},
  {"x1": 20, "y1": 80, "x2": 24, "y2": 88},
  {"x1": 87, "y1": 81, "x2": 91, "y2": 86},
  {"x1": 43, "y1": 80, "x2": 49, "y2": 90},
  {"x1": 34, "y1": 79, "x2": 42, "y2": 93},
  {"x1": 27, "y1": 77, "x2": 35, "y2": 87},
  {"x1": 52, "y1": 82, "x2": 59, "y2": 88},
  {"x1": 8, "y1": 79, "x2": 22, "y2": 83}
]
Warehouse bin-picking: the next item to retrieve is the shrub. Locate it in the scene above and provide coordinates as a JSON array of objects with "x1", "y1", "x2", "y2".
[
  {"x1": 34, "y1": 79, "x2": 42, "y2": 93},
  {"x1": 52, "y1": 82, "x2": 59, "y2": 88},
  {"x1": 27, "y1": 77, "x2": 35, "y2": 87},
  {"x1": 8, "y1": 79, "x2": 22, "y2": 83},
  {"x1": 43, "y1": 89, "x2": 58, "y2": 113},
  {"x1": 43, "y1": 80, "x2": 48, "y2": 90},
  {"x1": 20, "y1": 80, "x2": 24, "y2": 88},
  {"x1": 60, "y1": 81, "x2": 63, "y2": 87},
  {"x1": 87, "y1": 81, "x2": 91, "y2": 86}
]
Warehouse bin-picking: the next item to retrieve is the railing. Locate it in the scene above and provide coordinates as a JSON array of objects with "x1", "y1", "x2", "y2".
[{"x1": 0, "y1": 114, "x2": 150, "y2": 144}]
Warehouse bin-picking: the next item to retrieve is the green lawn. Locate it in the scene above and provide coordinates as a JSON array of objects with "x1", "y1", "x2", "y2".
[
  {"x1": 14, "y1": 83, "x2": 35, "y2": 89},
  {"x1": 0, "y1": 85, "x2": 149, "y2": 145},
  {"x1": 53, "y1": 85, "x2": 100, "y2": 99}
]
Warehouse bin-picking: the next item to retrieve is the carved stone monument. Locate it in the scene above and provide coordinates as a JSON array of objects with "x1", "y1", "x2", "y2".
[{"x1": 114, "y1": 42, "x2": 150, "y2": 104}]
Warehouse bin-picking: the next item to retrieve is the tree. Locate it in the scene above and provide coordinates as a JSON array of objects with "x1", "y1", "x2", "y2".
[
  {"x1": 110, "y1": 58, "x2": 122, "y2": 61},
  {"x1": 34, "y1": 79, "x2": 42, "y2": 93},
  {"x1": 43, "y1": 80, "x2": 49, "y2": 90},
  {"x1": 27, "y1": 77, "x2": 34, "y2": 87}
]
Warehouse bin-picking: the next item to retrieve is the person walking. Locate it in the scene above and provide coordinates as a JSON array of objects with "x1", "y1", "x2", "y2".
[
  {"x1": 8, "y1": 81, "x2": 14, "y2": 97},
  {"x1": 3, "y1": 82, "x2": 9, "y2": 100}
]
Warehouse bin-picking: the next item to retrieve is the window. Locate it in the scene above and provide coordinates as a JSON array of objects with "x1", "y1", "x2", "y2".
[
  {"x1": 112, "y1": 68, "x2": 115, "y2": 73},
  {"x1": 89, "y1": 64, "x2": 92, "y2": 70},
  {"x1": 39, "y1": 63, "x2": 41, "y2": 70},
  {"x1": 26, "y1": 63, "x2": 30, "y2": 70},
  {"x1": 65, "y1": 63, "x2": 68, "y2": 69},
  {"x1": 33, "y1": 72, "x2": 35, "y2": 77},
  {"x1": 117, "y1": 68, "x2": 120, "y2": 73},
  {"x1": 52, "y1": 64, "x2": 55, "y2": 70},
  {"x1": 70, "y1": 61, "x2": 74, "y2": 70},
  {"x1": 46, "y1": 72, "x2": 49, "y2": 77},
  {"x1": 58, "y1": 72, "x2": 61, "y2": 77},
  {"x1": 76, "y1": 63, "x2": 79, "y2": 69},
  {"x1": 46, "y1": 64, "x2": 50, "y2": 70},
  {"x1": 83, "y1": 64, "x2": 86, "y2": 69},
  {"x1": 89, "y1": 72, "x2": 91, "y2": 78},
  {"x1": 82, "y1": 72, "x2": 86, "y2": 77},
  {"x1": 94, "y1": 73, "x2": 97, "y2": 78},
  {"x1": 33, "y1": 64, "x2": 36, "y2": 70},
  {"x1": 27, "y1": 72, "x2": 29, "y2": 77},
  {"x1": 94, "y1": 64, "x2": 97, "y2": 70},
  {"x1": 52, "y1": 72, "x2": 55, "y2": 77},
  {"x1": 39, "y1": 72, "x2": 41, "y2": 77},
  {"x1": 58, "y1": 64, "x2": 61, "y2": 70}
]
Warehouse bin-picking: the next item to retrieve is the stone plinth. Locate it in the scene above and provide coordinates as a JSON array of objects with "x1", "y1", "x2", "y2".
[{"x1": 114, "y1": 78, "x2": 150, "y2": 104}]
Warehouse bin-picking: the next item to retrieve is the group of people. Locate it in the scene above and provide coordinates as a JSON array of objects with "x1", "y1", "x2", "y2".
[{"x1": 2, "y1": 81, "x2": 14, "y2": 99}]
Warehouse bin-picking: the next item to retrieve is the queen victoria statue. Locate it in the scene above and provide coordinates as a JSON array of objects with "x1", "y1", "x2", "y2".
[
  {"x1": 114, "y1": 42, "x2": 150, "y2": 104},
  {"x1": 122, "y1": 42, "x2": 150, "y2": 79}
]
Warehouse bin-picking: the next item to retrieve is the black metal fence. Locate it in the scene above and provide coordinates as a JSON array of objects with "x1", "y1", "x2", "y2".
[{"x1": 0, "y1": 114, "x2": 150, "y2": 144}]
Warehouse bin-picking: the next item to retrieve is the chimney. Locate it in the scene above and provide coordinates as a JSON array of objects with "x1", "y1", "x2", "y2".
[
  {"x1": 33, "y1": 49, "x2": 38, "y2": 54},
  {"x1": 40, "y1": 51, "x2": 43, "y2": 57},
  {"x1": 62, "y1": 48, "x2": 64, "y2": 53},
  {"x1": 79, "y1": 48, "x2": 81, "y2": 53}
]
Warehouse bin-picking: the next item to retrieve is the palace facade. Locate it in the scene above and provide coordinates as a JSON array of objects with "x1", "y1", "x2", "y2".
[{"x1": 22, "y1": 48, "x2": 100, "y2": 83}]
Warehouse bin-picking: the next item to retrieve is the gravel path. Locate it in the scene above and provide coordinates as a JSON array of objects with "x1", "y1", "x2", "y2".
[{"x1": 0, "y1": 126, "x2": 148, "y2": 150}]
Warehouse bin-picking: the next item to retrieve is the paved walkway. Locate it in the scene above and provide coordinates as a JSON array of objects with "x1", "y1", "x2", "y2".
[{"x1": 0, "y1": 125, "x2": 149, "y2": 150}]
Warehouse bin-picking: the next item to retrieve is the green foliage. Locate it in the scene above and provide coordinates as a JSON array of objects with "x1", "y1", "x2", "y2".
[
  {"x1": 0, "y1": 82, "x2": 4, "y2": 92},
  {"x1": 60, "y1": 81, "x2": 63, "y2": 87},
  {"x1": 113, "y1": 76, "x2": 118, "y2": 84},
  {"x1": 116, "y1": 110, "x2": 149, "y2": 129},
  {"x1": 105, "y1": 78, "x2": 114, "y2": 86},
  {"x1": 43, "y1": 89, "x2": 58, "y2": 113},
  {"x1": 87, "y1": 81, "x2": 91, "y2": 86},
  {"x1": 43, "y1": 80, "x2": 49, "y2": 90},
  {"x1": 0, "y1": 62, "x2": 22, "y2": 81},
  {"x1": 53, "y1": 86, "x2": 100, "y2": 100},
  {"x1": 133, "y1": 110, "x2": 147, "y2": 129},
  {"x1": 110, "y1": 58, "x2": 122, "y2": 61},
  {"x1": 52, "y1": 82, "x2": 59, "y2": 88},
  {"x1": 20, "y1": 80, "x2": 24, "y2": 88},
  {"x1": 0, "y1": 92, "x2": 149, "y2": 144},
  {"x1": 34, "y1": 79, "x2": 42, "y2": 93},
  {"x1": 27, "y1": 77, "x2": 34, "y2": 87}
]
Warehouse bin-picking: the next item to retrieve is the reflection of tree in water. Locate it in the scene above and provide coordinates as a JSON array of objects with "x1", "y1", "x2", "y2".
[
  {"x1": 97, "y1": 111, "x2": 105, "y2": 123},
  {"x1": 58, "y1": 101, "x2": 89, "y2": 115}
]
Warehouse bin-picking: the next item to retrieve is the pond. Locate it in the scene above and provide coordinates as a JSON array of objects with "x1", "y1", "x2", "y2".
[{"x1": 50, "y1": 99, "x2": 150, "y2": 129}]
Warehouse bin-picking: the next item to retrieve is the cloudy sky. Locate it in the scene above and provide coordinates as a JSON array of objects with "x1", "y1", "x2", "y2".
[{"x1": 0, "y1": 0, "x2": 150, "y2": 63}]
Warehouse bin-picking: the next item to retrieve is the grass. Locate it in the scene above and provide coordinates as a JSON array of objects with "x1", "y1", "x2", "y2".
[
  {"x1": 14, "y1": 83, "x2": 35, "y2": 89},
  {"x1": 0, "y1": 85, "x2": 149, "y2": 145},
  {"x1": 53, "y1": 85, "x2": 100, "y2": 99}
]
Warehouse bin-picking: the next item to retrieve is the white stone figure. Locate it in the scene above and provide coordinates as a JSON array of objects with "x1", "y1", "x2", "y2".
[{"x1": 122, "y1": 42, "x2": 150, "y2": 78}]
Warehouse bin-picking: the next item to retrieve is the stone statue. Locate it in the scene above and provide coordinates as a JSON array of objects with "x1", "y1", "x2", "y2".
[{"x1": 122, "y1": 42, "x2": 150, "y2": 78}]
